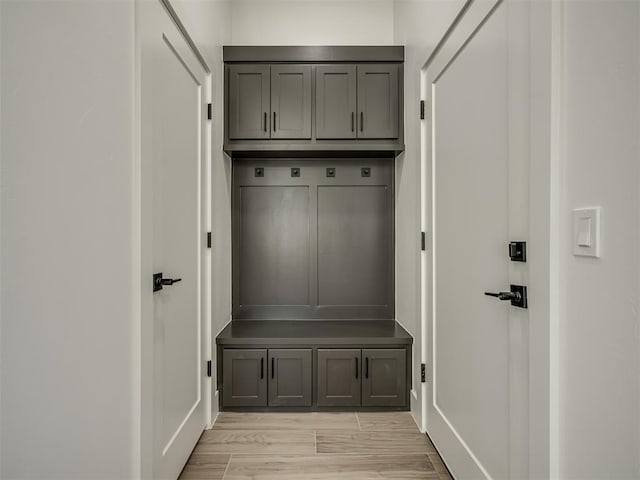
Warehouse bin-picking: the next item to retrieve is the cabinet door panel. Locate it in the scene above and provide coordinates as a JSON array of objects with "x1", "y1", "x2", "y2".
[
  {"x1": 271, "y1": 65, "x2": 312, "y2": 139},
  {"x1": 223, "y1": 349, "x2": 267, "y2": 407},
  {"x1": 228, "y1": 64, "x2": 270, "y2": 139},
  {"x1": 316, "y1": 65, "x2": 357, "y2": 139},
  {"x1": 317, "y1": 349, "x2": 361, "y2": 406},
  {"x1": 357, "y1": 64, "x2": 399, "y2": 139},
  {"x1": 362, "y1": 348, "x2": 406, "y2": 406},
  {"x1": 268, "y1": 349, "x2": 312, "y2": 406}
]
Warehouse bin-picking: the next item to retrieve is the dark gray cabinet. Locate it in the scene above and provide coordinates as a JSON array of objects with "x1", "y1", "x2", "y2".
[
  {"x1": 357, "y1": 64, "x2": 399, "y2": 139},
  {"x1": 362, "y1": 348, "x2": 406, "y2": 407},
  {"x1": 268, "y1": 349, "x2": 312, "y2": 406},
  {"x1": 228, "y1": 64, "x2": 270, "y2": 139},
  {"x1": 316, "y1": 64, "x2": 399, "y2": 140},
  {"x1": 317, "y1": 349, "x2": 361, "y2": 406},
  {"x1": 271, "y1": 65, "x2": 312, "y2": 139},
  {"x1": 316, "y1": 65, "x2": 357, "y2": 139},
  {"x1": 222, "y1": 349, "x2": 267, "y2": 407}
]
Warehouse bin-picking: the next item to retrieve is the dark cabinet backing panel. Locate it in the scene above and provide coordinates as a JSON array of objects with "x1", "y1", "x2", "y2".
[
  {"x1": 233, "y1": 159, "x2": 394, "y2": 319},
  {"x1": 228, "y1": 64, "x2": 270, "y2": 139},
  {"x1": 268, "y1": 349, "x2": 312, "y2": 406},
  {"x1": 238, "y1": 186, "x2": 310, "y2": 307},
  {"x1": 318, "y1": 185, "x2": 390, "y2": 307},
  {"x1": 362, "y1": 348, "x2": 406, "y2": 407},
  {"x1": 316, "y1": 65, "x2": 357, "y2": 139},
  {"x1": 271, "y1": 65, "x2": 312, "y2": 139},
  {"x1": 223, "y1": 349, "x2": 267, "y2": 407},
  {"x1": 357, "y1": 64, "x2": 399, "y2": 139},
  {"x1": 317, "y1": 349, "x2": 361, "y2": 407}
]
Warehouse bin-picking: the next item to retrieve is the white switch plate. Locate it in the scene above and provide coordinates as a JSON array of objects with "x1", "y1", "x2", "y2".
[{"x1": 573, "y1": 207, "x2": 601, "y2": 258}]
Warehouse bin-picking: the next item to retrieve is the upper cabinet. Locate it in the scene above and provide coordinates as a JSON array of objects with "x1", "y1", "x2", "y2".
[
  {"x1": 228, "y1": 64, "x2": 270, "y2": 140},
  {"x1": 224, "y1": 46, "x2": 404, "y2": 155},
  {"x1": 357, "y1": 64, "x2": 399, "y2": 139}
]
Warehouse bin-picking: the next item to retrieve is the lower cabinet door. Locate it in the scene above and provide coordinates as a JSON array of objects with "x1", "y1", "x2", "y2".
[
  {"x1": 223, "y1": 349, "x2": 267, "y2": 407},
  {"x1": 362, "y1": 348, "x2": 406, "y2": 407},
  {"x1": 317, "y1": 349, "x2": 361, "y2": 406},
  {"x1": 268, "y1": 349, "x2": 312, "y2": 406}
]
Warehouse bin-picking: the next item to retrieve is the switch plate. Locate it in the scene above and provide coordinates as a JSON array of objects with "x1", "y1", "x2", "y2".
[{"x1": 573, "y1": 207, "x2": 600, "y2": 258}]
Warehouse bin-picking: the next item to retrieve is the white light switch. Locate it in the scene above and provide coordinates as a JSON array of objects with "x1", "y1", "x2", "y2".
[{"x1": 573, "y1": 207, "x2": 600, "y2": 257}]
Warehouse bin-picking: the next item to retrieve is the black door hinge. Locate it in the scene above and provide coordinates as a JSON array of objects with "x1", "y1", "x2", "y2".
[
  {"x1": 420, "y1": 100, "x2": 425, "y2": 120},
  {"x1": 207, "y1": 232, "x2": 212, "y2": 248},
  {"x1": 207, "y1": 360, "x2": 212, "y2": 377},
  {"x1": 421, "y1": 363, "x2": 426, "y2": 383},
  {"x1": 207, "y1": 103, "x2": 212, "y2": 120},
  {"x1": 421, "y1": 232, "x2": 426, "y2": 251}
]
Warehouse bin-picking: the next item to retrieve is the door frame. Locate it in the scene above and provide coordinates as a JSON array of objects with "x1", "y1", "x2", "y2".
[
  {"x1": 419, "y1": 0, "x2": 562, "y2": 477},
  {"x1": 135, "y1": 0, "x2": 213, "y2": 477}
]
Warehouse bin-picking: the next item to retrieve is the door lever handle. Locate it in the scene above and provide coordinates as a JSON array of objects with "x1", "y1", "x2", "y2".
[
  {"x1": 153, "y1": 272, "x2": 182, "y2": 292},
  {"x1": 484, "y1": 291, "x2": 520, "y2": 301},
  {"x1": 484, "y1": 285, "x2": 528, "y2": 309},
  {"x1": 162, "y1": 278, "x2": 182, "y2": 286}
]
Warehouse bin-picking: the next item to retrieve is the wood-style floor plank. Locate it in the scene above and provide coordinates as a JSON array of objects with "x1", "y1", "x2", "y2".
[
  {"x1": 194, "y1": 430, "x2": 316, "y2": 455},
  {"x1": 178, "y1": 454, "x2": 230, "y2": 480},
  {"x1": 224, "y1": 454, "x2": 438, "y2": 480},
  {"x1": 316, "y1": 430, "x2": 435, "y2": 455},
  {"x1": 214, "y1": 412, "x2": 359, "y2": 431},
  {"x1": 357, "y1": 412, "x2": 420, "y2": 432}
]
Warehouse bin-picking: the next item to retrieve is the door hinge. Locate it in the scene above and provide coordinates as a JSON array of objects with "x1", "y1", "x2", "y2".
[
  {"x1": 207, "y1": 103, "x2": 212, "y2": 120},
  {"x1": 421, "y1": 232, "x2": 426, "y2": 251},
  {"x1": 207, "y1": 232, "x2": 212, "y2": 248},
  {"x1": 207, "y1": 360, "x2": 212, "y2": 377},
  {"x1": 420, "y1": 100, "x2": 425, "y2": 120},
  {"x1": 421, "y1": 363, "x2": 426, "y2": 383}
]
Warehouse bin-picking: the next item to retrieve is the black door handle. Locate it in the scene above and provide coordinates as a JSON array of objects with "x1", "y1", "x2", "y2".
[
  {"x1": 360, "y1": 112, "x2": 364, "y2": 132},
  {"x1": 153, "y1": 273, "x2": 182, "y2": 292},
  {"x1": 365, "y1": 357, "x2": 369, "y2": 379},
  {"x1": 260, "y1": 357, "x2": 264, "y2": 379},
  {"x1": 271, "y1": 357, "x2": 275, "y2": 379},
  {"x1": 484, "y1": 285, "x2": 528, "y2": 309},
  {"x1": 484, "y1": 291, "x2": 520, "y2": 301},
  {"x1": 355, "y1": 357, "x2": 358, "y2": 379},
  {"x1": 264, "y1": 112, "x2": 267, "y2": 132},
  {"x1": 273, "y1": 112, "x2": 276, "y2": 132},
  {"x1": 351, "y1": 112, "x2": 355, "y2": 132}
]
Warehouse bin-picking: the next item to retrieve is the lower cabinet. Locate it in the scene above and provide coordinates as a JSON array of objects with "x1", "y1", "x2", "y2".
[
  {"x1": 222, "y1": 347, "x2": 408, "y2": 409},
  {"x1": 223, "y1": 348, "x2": 312, "y2": 408},
  {"x1": 317, "y1": 348, "x2": 406, "y2": 407}
]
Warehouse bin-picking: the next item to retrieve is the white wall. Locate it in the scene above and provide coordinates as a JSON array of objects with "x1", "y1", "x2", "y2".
[
  {"x1": 0, "y1": 1, "x2": 137, "y2": 478},
  {"x1": 231, "y1": 0, "x2": 394, "y2": 45},
  {"x1": 393, "y1": 0, "x2": 465, "y2": 430},
  {"x1": 558, "y1": 1, "x2": 640, "y2": 478}
]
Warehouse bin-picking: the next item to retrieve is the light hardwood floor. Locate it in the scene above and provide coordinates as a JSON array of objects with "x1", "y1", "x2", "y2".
[{"x1": 179, "y1": 412, "x2": 452, "y2": 480}]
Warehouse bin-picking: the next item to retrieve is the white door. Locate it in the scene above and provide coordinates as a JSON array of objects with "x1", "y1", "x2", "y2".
[
  {"x1": 140, "y1": 1, "x2": 209, "y2": 478},
  {"x1": 422, "y1": 1, "x2": 531, "y2": 478}
]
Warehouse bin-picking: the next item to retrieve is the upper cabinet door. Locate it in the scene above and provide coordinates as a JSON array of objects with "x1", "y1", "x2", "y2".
[
  {"x1": 271, "y1": 65, "x2": 312, "y2": 139},
  {"x1": 228, "y1": 64, "x2": 270, "y2": 139},
  {"x1": 357, "y1": 64, "x2": 399, "y2": 139},
  {"x1": 316, "y1": 65, "x2": 357, "y2": 139}
]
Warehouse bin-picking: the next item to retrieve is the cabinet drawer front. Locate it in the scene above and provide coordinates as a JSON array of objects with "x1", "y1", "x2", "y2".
[
  {"x1": 317, "y1": 349, "x2": 361, "y2": 406},
  {"x1": 362, "y1": 348, "x2": 406, "y2": 406},
  {"x1": 223, "y1": 349, "x2": 267, "y2": 407}
]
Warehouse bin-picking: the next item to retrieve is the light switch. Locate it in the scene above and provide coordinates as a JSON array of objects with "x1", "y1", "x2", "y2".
[{"x1": 573, "y1": 207, "x2": 600, "y2": 258}]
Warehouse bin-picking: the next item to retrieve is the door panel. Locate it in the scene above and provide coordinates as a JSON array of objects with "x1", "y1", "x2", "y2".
[
  {"x1": 271, "y1": 65, "x2": 312, "y2": 139},
  {"x1": 357, "y1": 64, "x2": 399, "y2": 139},
  {"x1": 268, "y1": 349, "x2": 312, "y2": 406},
  {"x1": 228, "y1": 64, "x2": 270, "y2": 139},
  {"x1": 424, "y1": 1, "x2": 530, "y2": 478},
  {"x1": 141, "y1": 0, "x2": 208, "y2": 477},
  {"x1": 316, "y1": 65, "x2": 357, "y2": 139},
  {"x1": 317, "y1": 349, "x2": 361, "y2": 406},
  {"x1": 223, "y1": 349, "x2": 267, "y2": 407},
  {"x1": 362, "y1": 349, "x2": 406, "y2": 407}
]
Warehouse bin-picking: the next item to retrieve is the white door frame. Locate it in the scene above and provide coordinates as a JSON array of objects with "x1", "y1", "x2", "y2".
[
  {"x1": 419, "y1": 0, "x2": 562, "y2": 477},
  {"x1": 135, "y1": 0, "x2": 212, "y2": 477}
]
